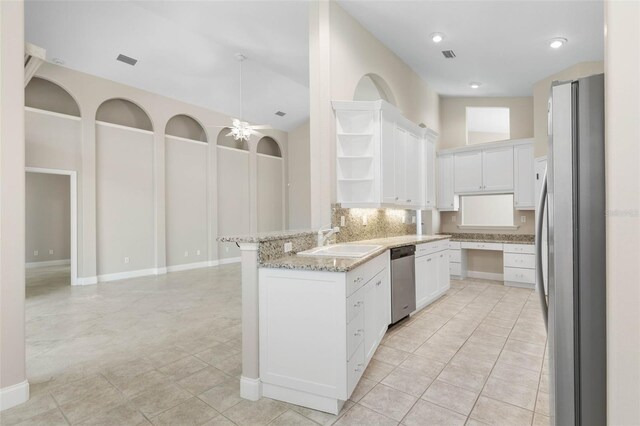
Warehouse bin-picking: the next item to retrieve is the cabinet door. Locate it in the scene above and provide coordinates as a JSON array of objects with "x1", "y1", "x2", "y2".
[
  {"x1": 437, "y1": 155, "x2": 458, "y2": 210},
  {"x1": 404, "y1": 132, "x2": 422, "y2": 206},
  {"x1": 425, "y1": 140, "x2": 436, "y2": 208},
  {"x1": 381, "y1": 115, "x2": 397, "y2": 204},
  {"x1": 394, "y1": 127, "x2": 407, "y2": 204},
  {"x1": 514, "y1": 144, "x2": 534, "y2": 209},
  {"x1": 437, "y1": 251, "x2": 451, "y2": 293},
  {"x1": 374, "y1": 271, "x2": 390, "y2": 344},
  {"x1": 363, "y1": 279, "x2": 377, "y2": 361},
  {"x1": 425, "y1": 253, "x2": 440, "y2": 300},
  {"x1": 482, "y1": 147, "x2": 514, "y2": 191},
  {"x1": 415, "y1": 255, "x2": 430, "y2": 308},
  {"x1": 454, "y1": 151, "x2": 483, "y2": 193}
]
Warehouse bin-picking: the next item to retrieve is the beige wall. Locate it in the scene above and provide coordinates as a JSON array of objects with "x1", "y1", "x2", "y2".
[
  {"x1": 533, "y1": 61, "x2": 604, "y2": 157},
  {"x1": 27, "y1": 63, "x2": 291, "y2": 278},
  {"x1": 0, "y1": 0, "x2": 27, "y2": 404},
  {"x1": 25, "y1": 173, "x2": 70, "y2": 263},
  {"x1": 288, "y1": 120, "x2": 311, "y2": 229},
  {"x1": 439, "y1": 97, "x2": 533, "y2": 150},
  {"x1": 258, "y1": 155, "x2": 285, "y2": 232},
  {"x1": 605, "y1": 1, "x2": 640, "y2": 423},
  {"x1": 309, "y1": 1, "x2": 440, "y2": 227}
]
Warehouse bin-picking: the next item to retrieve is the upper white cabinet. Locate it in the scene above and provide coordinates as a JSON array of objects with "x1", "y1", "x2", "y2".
[
  {"x1": 439, "y1": 138, "x2": 533, "y2": 209},
  {"x1": 454, "y1": 151, "x2": 483, "y2": 193},
  {"x1": 333, "y1": 100, "x2": 435, "y2": 209},
  {"x1": 482, "y1": 146, "x2": 514, "y2": 191},
  {"x1": 424, "y1": 133, "x2": 436, "y2": 208},
  {"x1": 436, "y1": 154, "x2": 459, "y2": 211},
  {"x1": 514, "y1": 144, "x2": 535, "y2": 209}
]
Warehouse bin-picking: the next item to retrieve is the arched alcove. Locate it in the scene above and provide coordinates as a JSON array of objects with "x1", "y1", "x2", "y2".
[
  {"x1": 353, "y1": 73, "x2": 397, "y2": 106},
  {"x1": 216, "y1": 127, "x2": 249, "y2": 151},
  {"x1": 165, "y1": 114, "x2": 208, "y2": 142},
  {"x1": 257, "y1": 136, "x2": 282, "y2": 158},
  {"x1": 25, "y1": 77, "x2": 81, "y2": 117},
  {"x1": 96, "y1": 98, "x2": 153, "y2": 131}
]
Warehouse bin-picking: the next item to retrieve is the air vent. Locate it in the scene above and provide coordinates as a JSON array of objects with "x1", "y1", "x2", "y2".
[
  {"x1": 275, "y1": 111, "x2": 286, "y2": 117},
  {"x1": 117, "y1": 54, "x2": 138, "y2": 66},
  {"x1": 441, "y1": 50, "x2": 456, "y2": 59}
]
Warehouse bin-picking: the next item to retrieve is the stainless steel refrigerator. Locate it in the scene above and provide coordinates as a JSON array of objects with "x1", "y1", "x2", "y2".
[{"x1": 536, "y1": 73, "x2": 606, "y2": 425}]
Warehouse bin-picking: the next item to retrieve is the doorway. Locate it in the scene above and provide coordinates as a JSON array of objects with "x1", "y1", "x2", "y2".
[{"x1": 25, "y1": 167, "x2": 78, "y2": 286}]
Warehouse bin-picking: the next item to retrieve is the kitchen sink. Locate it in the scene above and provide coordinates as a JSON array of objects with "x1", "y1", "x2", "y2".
[{"x1": 297, "y1": 244, "x2": 383, "y2": 258}]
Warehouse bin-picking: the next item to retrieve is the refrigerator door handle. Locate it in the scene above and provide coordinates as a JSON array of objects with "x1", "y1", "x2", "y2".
[{"x1": 535, "y1": 171, "x2": 549, "y2": 330}]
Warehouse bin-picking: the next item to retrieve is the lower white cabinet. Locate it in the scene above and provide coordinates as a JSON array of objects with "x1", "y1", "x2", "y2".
[
  {"x1": 258, "y1": 252, "x2": 389, "y2": 415},
  {"x1": 415, "y1": 239, "x2": 450, "y2": 311}
]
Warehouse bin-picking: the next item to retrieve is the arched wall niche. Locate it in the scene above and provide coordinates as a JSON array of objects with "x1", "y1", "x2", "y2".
[
  {"x1": 25, "y1": 76, "x2": 81, "y2": 117},
  {"x1": 216, "y1": 127, "x2": 249, "y2": 151},
  {"x1": 257, "y1": 136, "x2": 282, "y2": 158},
  {"x1": 96, "y1": 98, "x2": 153, "y2": 131},
  {"x1": 353, "y1": 73, "x2": 397, "y2": 106},
  {"x1": 165, "y1": 114, "x2": 208, "y2": 142}
]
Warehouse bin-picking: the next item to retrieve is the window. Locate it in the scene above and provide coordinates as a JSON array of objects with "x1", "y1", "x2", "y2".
[
  {"x1": 461, "y1": 194, "x2": 514, "y2": 227},
  {"x1": 466, "y1": 107, "x2": 510, "y2": 145}
]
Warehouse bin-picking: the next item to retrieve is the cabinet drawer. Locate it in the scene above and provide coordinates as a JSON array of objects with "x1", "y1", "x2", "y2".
[
  {"x1": 449, "y1": 249, "x2": 461, "y2": 263},
  {"x1": 347, "y1": 342, "x2": 365, "y2": 397},
  {"x1": 449, "y1": 241, "x2": 461, "y2": 250},
  {"x1": 346, "y1": 252, "x2": 388, "y2": 297},
  {"x1": 347, "y1": 312, "x2": 364, "y2": 360},
  {"x1": 504, "y1": 253, "x2": 535, "y2": 269},
  {"x1": 504, "y1": 267, "x2": 535, "y2": 284},
  {"x1": 449, "y1": 263, "x2": 462, "y2": 276},
  {"x1": 416, "y1": 239, "x2": 449, "y2": 256},
  {"x1": 503, "y1": 243, "x2": 535, "y2": 254},
  {"x1": 346, "y1": 287, "x2": 364, "y2": 324},
  {"x1": 460, "y1": 242, "x2": 503, "y2": 251}
]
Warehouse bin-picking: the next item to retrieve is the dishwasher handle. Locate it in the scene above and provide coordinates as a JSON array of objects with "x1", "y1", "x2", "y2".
[{"x1": 390, "y1": 245, "x2": 416, "y2": 260}]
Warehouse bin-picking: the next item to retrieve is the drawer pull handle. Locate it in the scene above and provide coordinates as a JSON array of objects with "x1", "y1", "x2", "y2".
[
  {"x1": 354, "y1": 329, "x2": 364, "y2": 336},
  {"x1": 353, "y1": 301, "x2": 362, "y2": 308}
]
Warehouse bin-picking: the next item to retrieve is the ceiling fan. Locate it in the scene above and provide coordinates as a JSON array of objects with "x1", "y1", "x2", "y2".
[{"x1": 212, "y1": 54, "x2": 271, "y2": 142}]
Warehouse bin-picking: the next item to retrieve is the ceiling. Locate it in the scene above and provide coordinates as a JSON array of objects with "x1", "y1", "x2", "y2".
[
  {"x1": 337, "y1": 0, "x2": 604, "y2": 97},
  {"x1": 25, "y1": 1, "x2": 310, "y2": 131}
]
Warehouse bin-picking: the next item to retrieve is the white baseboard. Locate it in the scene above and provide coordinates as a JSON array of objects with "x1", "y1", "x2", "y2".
[
  {"x1": 25, "y1": 259, "x2": 70, "y2": 269},
  {"x1": 75, "y1": 276, "x2": 98, "y2": 286},
  {"x1": 97, "y1": 268, "x2": 160, "y2": 283},
  {"x1": 466, "y1": 270, "x2": 504, "y2": 281},
  {"x1": 214, "y1": 257, "x2": 241, "y2": 266},
  {"x1": 0, "y1": 380, "x2": 29, "y2": 411},
  {"x1": 167, "y1": 261, "x2": 211, "y2": 273},
  {"x1": 505, "y1": 280, "x2": 535, "y2": 289},
  {"x1": 240, "y1": 376, "x2": 262, "y2": 401}
]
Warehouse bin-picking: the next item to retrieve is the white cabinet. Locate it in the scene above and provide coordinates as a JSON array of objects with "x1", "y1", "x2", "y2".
[
  {"x1": 415, "y1": 239, "x2": 450, "y2": 311},
  {"x1": 424, "y1": 137, "x2": 436, "y2": 208},
  {"x1": 333, "y1": 100, "x2": 435, "y2": 208},
  {"x1": 454, "y1": 151, "x2": 483, "y2": 193},
  {"x1": 437, "y1": 154, "x2": 458, "y2": 211},
  {"x1": 363, "y1": 269, "x2": 389, "y2": 361},
  {"x1": 514, "y1": 144, "x2": 535, "y2": 209},
  {"x1": 482, "y1": 146, "x2": 514, "y2": 191}
]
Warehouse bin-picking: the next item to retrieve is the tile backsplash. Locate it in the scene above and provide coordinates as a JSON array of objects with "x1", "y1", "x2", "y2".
[{"x1": 331, "y1": 204, "x2": 417, "y2": 243}]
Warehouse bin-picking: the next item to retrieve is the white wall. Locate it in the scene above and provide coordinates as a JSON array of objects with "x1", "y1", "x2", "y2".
[
  {"x1": 165, "y1": 137, "x2": 208, "y2": 267},
  {"x1": 287, "y1": 120, "x2": 311, "y2": 229},
  {"x1": 257, "y1": 154, "x2": 285, "y2": 232},
  {"x1": 605, "y1": 1, "x2": 640, "y2": 423},
  {"x1": 25, "y1": 173, "x2": 70, "y2": 264}
]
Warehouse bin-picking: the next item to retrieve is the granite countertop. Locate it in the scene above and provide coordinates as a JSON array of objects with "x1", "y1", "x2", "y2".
[
  {"x1": 261, "y1": 234, "x2": 451, "y2": 273},
  {"x1": 218, "y1": 230, "x2": 317, "y2": 243},
  {"x1": 446, "y1": 233, "x2": 535, "y2": 245}
]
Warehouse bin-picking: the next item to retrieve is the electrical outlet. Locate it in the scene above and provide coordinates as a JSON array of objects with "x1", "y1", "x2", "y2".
[
  {"x1": 521, "y1": 216, "x2": 526, "y2": 223},
  {"x1": 452, "y1": 215, "x2": 457, "y2": 222},
  {"x1": 284, "y1": 242, "x2": 293, "y2": 253},
  {"x1": 34, "y1": 250, "x2": 38, "y2": 256},
  {"x1": 362, "y1": 215, "x2": 367, "y2": 226},
  {"x1": 402, "y1": 216, "x2": 406, "y2": 224},
  {"x1": 340, "y1": 215, "x2": 345, "y2": 226},
  {"x1": 196, "y1": 249, "x2": 201, "y2": 256},
  {"x1": 184, "y1": 251, "x2": 189, "y2": 257},
  {"x1": 49, "y1": 249, "x2": 54, "y2": 255},
  {"x1": 411, "y1": 216, "x2": 416, "y2": 224},
  {"x1": 124, "y1": 257, "x2": 130, "y2": 264}
]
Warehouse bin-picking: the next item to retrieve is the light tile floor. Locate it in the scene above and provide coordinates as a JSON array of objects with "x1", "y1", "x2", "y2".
[{"x1": 1, "y1": 265, "x2": 550, "y2": 426}]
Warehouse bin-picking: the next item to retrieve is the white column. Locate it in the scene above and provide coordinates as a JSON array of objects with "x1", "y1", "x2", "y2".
[{"x1": 238, "y1": 242, "x2": 261, "y2": 400}]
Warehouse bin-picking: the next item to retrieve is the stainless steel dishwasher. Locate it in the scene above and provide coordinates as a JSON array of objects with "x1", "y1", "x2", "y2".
[{"x1": 390, "y1": 245, "x2": 416, "y2": 324}]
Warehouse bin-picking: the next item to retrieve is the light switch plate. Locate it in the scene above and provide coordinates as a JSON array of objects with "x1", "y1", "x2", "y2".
[
  {"x1": 124, "y1": 257, "x2": 130, "y2": 264},
  {"x1": 284, "y1": 242, "x2": 293, "y2": 253},
  {"x1": 196, "y1": 249, "x2": 201, "y2": 255},
  {"x1": 34, "y1": 250, "x2": 38, "y2": 256},
  {"x1": 184, "y1": 251, "x2": 189, "y2": 257},
  {"x1": 49, "y1": 249, "x2": 54, "y2": 255},
  {"x1": 340, "y1": 216, "x2": 345, "y2": 226},
  {"x1": 411, "y1": 216, "x2": 416, "y2": 224},
  {"x1": 521, "y1": 216, "x2": 526, "y2": 223}
]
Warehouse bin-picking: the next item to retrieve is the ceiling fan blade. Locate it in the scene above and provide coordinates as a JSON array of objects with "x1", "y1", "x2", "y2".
[{"x1": 250, "y1": 124, "x2": 272, "y2": 130}]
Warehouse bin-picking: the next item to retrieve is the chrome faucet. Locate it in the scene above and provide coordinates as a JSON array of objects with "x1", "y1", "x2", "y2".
[{"x1": 317, "y1": 225, "x2": 340, "y2": 247}]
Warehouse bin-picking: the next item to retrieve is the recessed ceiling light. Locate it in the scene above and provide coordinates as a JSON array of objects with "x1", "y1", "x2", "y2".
[
  {"x1": 470, "y1": 82, "x2": 481, "y2": 89},
  {"x1": 549, "y1": 37, "x2": 568, "y2": 49},
  {"x1": 430, "y1": 32, "x2": 445, "y2": 43}
]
